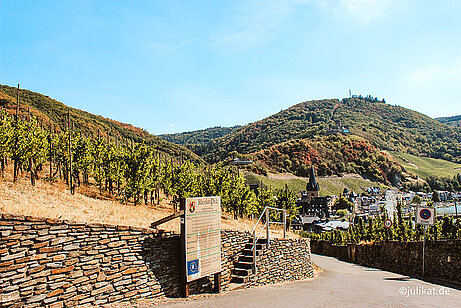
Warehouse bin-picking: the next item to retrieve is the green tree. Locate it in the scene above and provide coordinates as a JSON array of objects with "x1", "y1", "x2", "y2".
[{"x1": 333, "y1": 196, "x2": 354, "y2": 212}]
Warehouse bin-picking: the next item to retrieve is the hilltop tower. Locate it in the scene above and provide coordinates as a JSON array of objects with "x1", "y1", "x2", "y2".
[{"x1": 306, "y1": 166, "x2": 320, "y2": 202}]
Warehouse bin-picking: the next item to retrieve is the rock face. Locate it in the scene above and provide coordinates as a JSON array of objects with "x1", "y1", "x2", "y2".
[
  {"x1": 310, "y1": 240, "x2": 461, "y2": 283},
  {"x1": 0, "y1": 213, "x2": 313, "y2": 307}
]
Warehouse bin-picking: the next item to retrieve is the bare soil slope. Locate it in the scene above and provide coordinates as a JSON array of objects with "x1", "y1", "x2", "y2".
[{"x1": 0, "y1": 165, "x2": 296, "y2": 238}]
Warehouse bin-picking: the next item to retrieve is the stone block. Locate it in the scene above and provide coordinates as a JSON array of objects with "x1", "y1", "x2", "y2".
[
  {"x1": 26, "y1": 293, "x2": 47, "y2": 304},
  {"x1": 91, "y1": 284, "x2": 113, "y2": 296},
  {"x1": 0, "y1": 290, "x2": 20, "y2": 304}
]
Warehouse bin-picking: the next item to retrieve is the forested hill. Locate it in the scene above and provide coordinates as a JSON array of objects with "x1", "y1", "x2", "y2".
[
  {"x1": 436, "y1": 115, "x2": 461, "y2": 127},
  {"x1": 159, "y1": 125, "x2": 241, "y2": 145},
  {"x1": 193, "y1": 97, "x2": 461, "y2": 164},
  {"x1": 0, "y1": 84, "x2": 202, "y2": 163}
]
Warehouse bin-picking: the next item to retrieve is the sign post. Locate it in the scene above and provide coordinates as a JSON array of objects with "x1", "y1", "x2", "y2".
[
  {"x1": 181, "y1": 196, "x2": 221, "y2": 297},
  {"x1": 383, "y1": 218, "x2": 392, "y2": 241},
  {"x1": 415, "y1": 206, "x2": 436, "y2": 277}
]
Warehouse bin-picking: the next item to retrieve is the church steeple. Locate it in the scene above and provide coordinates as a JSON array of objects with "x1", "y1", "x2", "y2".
[{"x1": 307, "y1": 166, "x2": 319, "y2": 192}]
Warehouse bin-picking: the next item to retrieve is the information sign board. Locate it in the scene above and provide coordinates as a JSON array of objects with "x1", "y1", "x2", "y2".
[{"x1": 184, "y1": 196, "x2": 221, "y2": 282}]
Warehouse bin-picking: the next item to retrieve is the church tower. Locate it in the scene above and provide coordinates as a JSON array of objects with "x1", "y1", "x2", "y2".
[{"x1": 306, "y1": 166, "x2": 319, "y2": 202}]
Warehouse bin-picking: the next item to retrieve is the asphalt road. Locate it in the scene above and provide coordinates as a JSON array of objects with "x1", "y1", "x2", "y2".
[{"x1": 155, "y1": 254, "x2": 461, "y2": 308}]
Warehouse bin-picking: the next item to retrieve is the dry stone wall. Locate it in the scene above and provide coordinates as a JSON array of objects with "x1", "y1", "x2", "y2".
[
  {"x1": 0, "y1": 212, "x2": 312, "y2": 307},
  {"x1": 247, "y1": 238, "x2": 314, "y2": 286},
  {"x1": 311, "y1": 240, "x2": 461, "y2": 283},
  {"x1": 0, "y1": 213, "x2": 181, "y2": 307}
]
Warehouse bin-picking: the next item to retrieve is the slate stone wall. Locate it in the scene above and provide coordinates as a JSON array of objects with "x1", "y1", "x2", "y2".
[
  {"x1": 0, "y1": 212, "x2": 312, "y2": 307},
  {"x1": 0, "y1": 213, "x2": 182, "y2": 307},
  {"x1": 311, "y1": 240, "x2": 461, "y2": 283},
  {"x1": 0, "y1": 213, "x2": 253, "y2": 307},
  {"x1": 247, "y1": 238, "x2": 314, "y2": 286}
]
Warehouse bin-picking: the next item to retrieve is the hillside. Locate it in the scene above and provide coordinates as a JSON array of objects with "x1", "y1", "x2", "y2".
[
  {"x1": 390, "y1": 151, "x2": 461, "y2": 179},
  {"x1": 248, "y1": 134, "x2": 402, "y2": 185},
  {"x1": 0, "y1": 84, "x2": 202, "y2": 163},
  {"x1": 245, "y1": 172, "x2": 388, "y2": 197},
  {"x1": 436, "y1": 115, "x2": 461, "y2": 127},
  {"x1": 159, "y1": 125, "x2": 241, "y2": 146},
  {"x1": 193, "y1": 97, "x2": 461, "y2": 164}
]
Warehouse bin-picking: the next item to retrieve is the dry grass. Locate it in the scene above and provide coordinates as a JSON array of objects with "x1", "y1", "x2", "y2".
[{"x1": 0, "y1": 164, "x2": 298, "y2": 239}]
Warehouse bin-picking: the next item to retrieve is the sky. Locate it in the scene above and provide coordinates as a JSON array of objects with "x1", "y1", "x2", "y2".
[{"x1": 1, "y1": 0, "x2": 461, "y2": 134}]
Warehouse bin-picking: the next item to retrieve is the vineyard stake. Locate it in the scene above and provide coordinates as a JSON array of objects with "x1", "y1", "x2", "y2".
[
  {"x1": 13, "y1": 84, "x2": 19, "y2": 182},
  {"x1": 68, "y1": 109, "x2": 74, "y2": 194}
]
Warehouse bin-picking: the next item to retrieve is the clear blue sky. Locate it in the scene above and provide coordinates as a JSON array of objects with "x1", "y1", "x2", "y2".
[{"x1": 1, "y1": 0, "x2": 461, "y2": 134}]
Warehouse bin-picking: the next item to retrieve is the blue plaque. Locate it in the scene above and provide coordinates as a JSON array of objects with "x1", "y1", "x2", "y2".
[{"x1": 187, "y1": 259, "x2": 199, "y2": 276}]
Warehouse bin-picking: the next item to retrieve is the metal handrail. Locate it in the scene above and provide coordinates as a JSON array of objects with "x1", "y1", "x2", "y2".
[
  {"x1": 250, "y1": 206, "x2": 286, "y2": 235},
  {"x1": 250, "y1": 206, "x2": 287, "y2": 274}
]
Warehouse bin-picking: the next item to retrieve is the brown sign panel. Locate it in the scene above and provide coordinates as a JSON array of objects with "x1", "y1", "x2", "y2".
[{"x1": 184, "y1": 196, "x2": 221, "y2": 282}]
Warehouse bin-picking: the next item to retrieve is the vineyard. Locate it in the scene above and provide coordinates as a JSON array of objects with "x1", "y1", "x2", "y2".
[
  {"x1": 0, "y1": 106, "x2": 299, "y2": 221},
  {"x1": 305, "y1": 202, "x2": 461, "y2": 244}
]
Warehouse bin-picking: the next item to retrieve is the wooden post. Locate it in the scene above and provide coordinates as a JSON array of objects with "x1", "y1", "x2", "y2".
[
  {"x1": 13, "y1": 84, "x2": 19, "y2": 183},
  {"x1": 213, "y1": 272, "x2": 221, "y2": 293},
  {"x1": 49, "y1": 124, "x2": 53, "y2": 179},
  {"x1": 179, "y1": 199, "x2": 189, "y2": 297},
  {"x1": 157, "y1": 151, "x2": 161, "y2": 205},
  {"x1": 68, "y1": 110, "x2": 74, "y2": 194},
  {"x1": 16, "y1": 84, "x2": 19, "y2": 119}
]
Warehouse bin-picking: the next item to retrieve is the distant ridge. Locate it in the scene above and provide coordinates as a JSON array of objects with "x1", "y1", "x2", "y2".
[
  {"x1": 159, "y1": 125, "x2": 242, "y2": 145},
  {"x1": 436, "y1": 115, "x2": 461, "y2": 127}
]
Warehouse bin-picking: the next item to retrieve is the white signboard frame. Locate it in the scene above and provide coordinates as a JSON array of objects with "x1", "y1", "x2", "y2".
[
  {"x1": 184, "y1": 196, "x2": 221, "y2": 283},
  {"x1": 415, "y1": 206, "x2": 435, "y2": 226}
]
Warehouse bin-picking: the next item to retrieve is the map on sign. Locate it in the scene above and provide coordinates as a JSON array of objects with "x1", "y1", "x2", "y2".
[
  {"x1": 415, "y1": 206, "x2": 436, "y2": 226},
  {"x1": 184, "y1": 196, "x2": 221, "y2": 282}
]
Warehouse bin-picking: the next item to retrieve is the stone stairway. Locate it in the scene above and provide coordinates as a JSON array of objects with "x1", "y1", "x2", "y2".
[{"x1": 231, "y1": 238, "x2": 268, "y2": 284}]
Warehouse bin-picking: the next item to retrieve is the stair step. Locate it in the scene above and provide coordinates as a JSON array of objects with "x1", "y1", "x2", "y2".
[
  {"x1": 232, "y1": 267, "x2": 252, "y2": 276},
  {"x1": 251, "y1": 238, "x2": 268, "y2": 244},
  {"x1": 241, "y1": 249, "x2": 261, "y2": 256},
  {"x1": 235, "y1": 261, "x2": 253, "y2": 269},
  {"x1": 231, "y1": 275, "x2": 250, "y2": 284},
  {"x1": 244, "y1": 243, "x2": 264, "y2": 250},
  {"x1": 239, "y1": 255, "x2": 256, "y2": 263}
]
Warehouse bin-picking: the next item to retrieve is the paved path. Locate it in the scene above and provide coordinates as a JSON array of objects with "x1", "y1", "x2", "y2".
[{"x1": 155, "y1": 254, "x2": 461, "y2": 308}]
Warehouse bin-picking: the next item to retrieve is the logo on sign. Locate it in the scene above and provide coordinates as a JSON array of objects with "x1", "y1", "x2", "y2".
[
  {"x1": 189, "y1": 202, "x2": 196, "y2": 213},
  {"x1": 187, "y1": 259, "x2": 199, "y2": 275}
]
